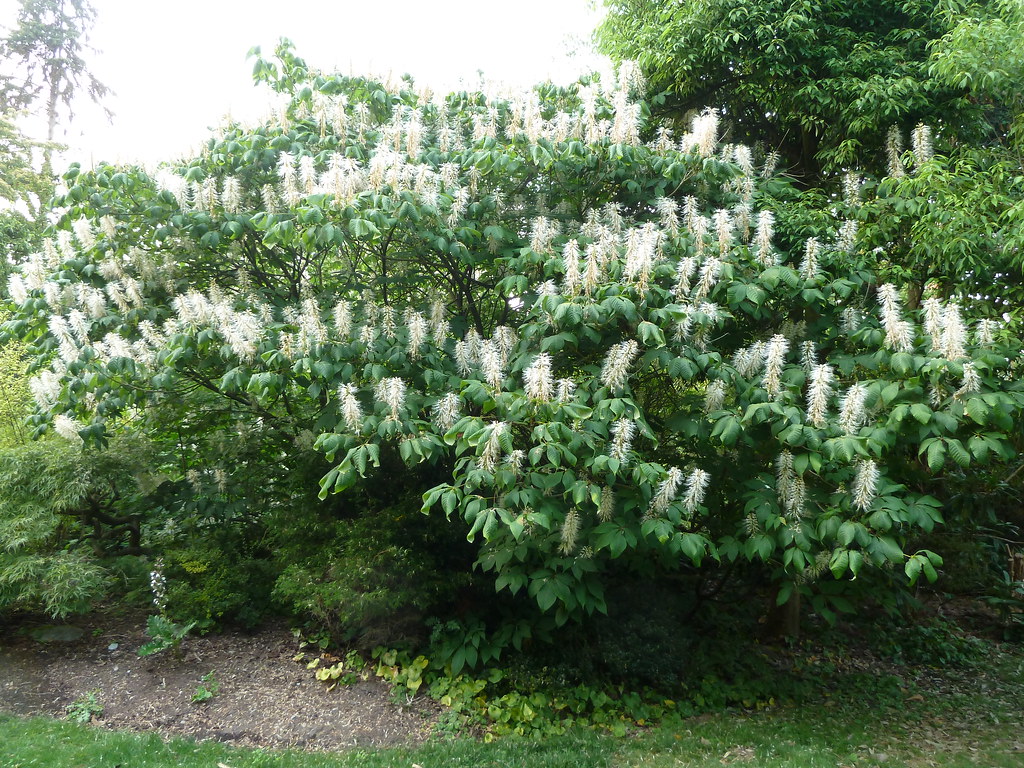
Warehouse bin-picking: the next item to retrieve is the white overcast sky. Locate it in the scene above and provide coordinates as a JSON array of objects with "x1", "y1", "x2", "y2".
[{"x1": 3, "y1": 0, "x2": 605, "y2": 168}]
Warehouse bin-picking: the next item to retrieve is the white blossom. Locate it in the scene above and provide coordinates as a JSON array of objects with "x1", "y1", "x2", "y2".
[
  {"x1": 405, "y1": 309, "x2": 428, "y2": 358},
  {"x1": 851, "y1": 459, "x2": 880, "y2": 512},
  {"x1": 838, "y1": 383, "x2": 869, "y2": 435},
  {"x1": 922, "y1": 297, "x2": 944, "y2": 349},
  {"x1": 555, "y1": 378, "x2": 577, "y2": 403},
  {"x1": 454, "y1": 340, "x2": 473, "y2": 376},
  {"x1": 754, "y1": 210, "x2": 776, "y2": 266},
  {"x1": 878, "y1": 284, "x2": 913, "y2": 353},
  {"x1": 600, "y1": 339, "x2": 639, "y2": 393},
  {"x1": 911, "y1": 123, "x2": 933, "y2": 166},
  {"x1": 338, "y1": 383, "x2": 364, "y2": 432},
  {"x1": 380, "y1": 306, "x2": 397, "y2": 339},
  {"x1": 374, "y1": 377, "x2": 407, "y2": 421},
  {"x1": 505, "y1": 449, "x2": 526, "y2": 476},
  {"x1": 29, "y1": 371, "x2": 61, "y2": 409},
  {"x1": 693, "y1": 255, "x2": 721, "y2": 302},
  {"x1": 559, "y1": 508, "x2": 581, "y2": 554},
  {"x1": 800, "y1": 238, "x2": 820, "y2": 281},
  {"x1": 562, "y1": 240, "x2": 581, "y2": 295},
  {"x1": 477, "y1": 421, "x2": 507, "y2": 472},
  {"x1": 841, "y1": 307, "x2": 863, "y2": 335},
  {"x1": 733, "y1": 342, "x2": 767, "y2": 379},
  {"x1": 524, "y1": 353, "x2": 554, "y2": 401},
  {"x1": 656, "y1": 197, "x2": 680, "y2": 237},
  {"x1": 837, "y1": 220, "x2": 858, "y2": 253},
  {"x1": 975, "y1": 318, "x2": 999, "y2": 346},
  {"x1": 222, "y1": 176, "x2": 243, "y2": 213},
  {"x1": 53, "y1": 414, "x2": 84, "y2": 444},
  {"x1": 608, "y1": 418, "x2": 635, "y2": 464},
  {"x1": 762, "y1": 334, "x2": 789, "y2": 398},
  {"x1": 681, "y1": 468, "x2": 710, "y2": 513},
  {"x1": 72, "y1": 218, "x2": 96, "y2": 250},
  {"x1": 954, "y1": 361, "x2": 981, "y2": 400},
  {"x1": 333, "y1": 300, "x2": 353, "y2": 338},
  {"x1": 650, "y1": 467, "x2": 685, "y2": 514},
  {"x1": 673, "y1": 257, "x2": 698, "y2": 297},
  {"x1": 432, "y1": 392, "x2": 462, "y2": 432},
  {"x1": 598, "y1": 486, "x2": 615, "y2": 521},
  {"x1": 713, "y1": 209, "x2": 732, "y2": 256},
  {"x1": 939, "y1": 302, "x2": 967, "y2": 359},
  {"x1": 704, "y1": 379, "x2": 727, "y2": 413},
  {"x1": 805, "y1": 363, "x2": 834, "y2": 428},
  {"x1": 886, "y1": 126, "x2": 906, "y2": 178},
  {"x1": 479, "y1": 339, "x2": 505, "y2": 389},
  {"x1": 7, "y1": 274, "x2": 27, "y2": 305}
]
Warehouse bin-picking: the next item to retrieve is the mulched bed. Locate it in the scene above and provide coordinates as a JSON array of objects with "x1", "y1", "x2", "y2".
[{"x1": 0, "y1": 614, "x2": 439, "y2": 751}]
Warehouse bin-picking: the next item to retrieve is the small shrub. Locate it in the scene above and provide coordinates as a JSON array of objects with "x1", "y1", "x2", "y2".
[
  {"x1": 65, "y1": 690, "x2": 103, "y2": 723},
  {"x1": 873, "y1": 616, "x2": 988, "y2": 667},
  {"x1": 137, "y1": 614, "x2": 195, "y2": 658},
  {"x1": 191, "y1": 672, "x2": 219, "y2": 703}
]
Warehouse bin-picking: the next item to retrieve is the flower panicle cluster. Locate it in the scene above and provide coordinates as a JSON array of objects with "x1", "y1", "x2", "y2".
[
  {"x1": 650, "y1": 467, "x2": 685, "y2": 514},
  {"x1": 886, "y1": 126, "x2": 906, "y2": 178},
  {"x1": 600, "y1": 339, "x2": 639, "y2": 393},
  {"x1": 656, "y1": 197, "x2": 679, "y2": 237},
  {"x1": 608, "y1": 418, "x2": 636, "y2": 464},
  {"x1": 911, "y1": 123, "x2": 933, "y2": 166},
  {"x1": 598, "y1": 485, "x2": 615, "y2": 521},
  {"x1": 673, "y1": 257, "x2": 698, "y2": 297},
  {"x1": 479, "y1": 339, "x2": 505, "y2": 389},
  {"x1": 682, "y1": 468, "x2": 710, "y2": 513},
  {"x1": 338, "y1": 383, "x2": 364, "y2": 432},
  {"x1": 53, "y1": 413, "x2": 84, "y2": 444},
  {"x1": 524, "y1": 353, "x2": 554, "y2": 401},
  {"x1": 940, "y1": 302, "x2": 967, "y2": 360},
  {"x1": 851, "y1": 459, "x2": 880, "y2": 512},
  {"x1": 762, "y1": 334, "x2": 789, "y2": 398},
  {"x1": 838, "y1": 383, "x2": 868, "y2": 435},
  {"x1": 877, "y1": 283, "x2": 913, "y2": 353},
  {"x1": 561, "y1": 239, "x2": 581, "y2": 295},
  {"x1": 776, "y1": 450, "x2": 805, "y2": 516},
  {"x1": 477, "y1": 421, "x2": 507, "y2": 472},
  {"x1": 805, "y1": 363, "x2": 834, "y2": 428},
  {"x1": 975, "y1": 318, "x2": 999, "y2": 346},
  {"x1": 685, "y1": 109, "x2": 719, "y2": 158},
  {"x1": 800, "y1": 238, "x2": 820, "y2": 281},
  {"x1": 955, "y1": 361, "x2": 982, "y2": 400},
  {"x1": 149, "y1": 557, "x2": 167, "y2": 612},
  {"x1": 559, "y1": 508, "x2": 581, "y2": 554},
  {"x1": 704, "y1": 379, "x2": 727, "y2": 413},
  {"x1": 374, "y1": 377, "x2": 407, "y2": 421},
  {"x1": 555, "y1": 378, "x2": 577, "y2": 404},
  {"x1": 922, "y1": 297, "x2": 944, "y2": 347},
  {"x1": 713, "y1": 208, "x2": 732, "y2": 256},
  {"x1": 623, "y1": 223, "x2": 661, "y2": 290},
  {"x1": 754, "y1": 210, "x2": 775, "y2": 266},
  {"x1": 692, "y1": 255, "x2": 721, "y2": 302},
  {"x1": 333, "y1": 300, "x2": 353, "y2": 338},
  {"x1": 431, "y1": 392, "x2": 462, "y2": 433},
  {"x1": 405, "y1": 309, "x2": 428, "y2": 358}
]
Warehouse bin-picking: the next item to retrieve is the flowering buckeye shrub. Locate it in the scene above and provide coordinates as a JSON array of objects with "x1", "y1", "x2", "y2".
[{"x1": 6, "y1": 42, "x2": 1023, "y2": 630}]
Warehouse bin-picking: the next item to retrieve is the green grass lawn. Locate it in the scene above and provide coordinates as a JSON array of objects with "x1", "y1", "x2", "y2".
[{"x1": 2, "y1": 646, "x2": 1021, "y2": 768}]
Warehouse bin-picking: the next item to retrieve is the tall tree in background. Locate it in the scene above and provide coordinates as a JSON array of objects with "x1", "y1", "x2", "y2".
[
  {"x1": 0, "y1": 0, "x2": 109, "y2": 172},
  {"x1": 595, "y1": 0, "x2": 996, "y2": 181}
]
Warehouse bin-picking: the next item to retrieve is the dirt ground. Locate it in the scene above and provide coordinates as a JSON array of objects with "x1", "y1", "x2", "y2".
[{"x1": 0, "y1": 613, "x2": 439, "y2": 752}]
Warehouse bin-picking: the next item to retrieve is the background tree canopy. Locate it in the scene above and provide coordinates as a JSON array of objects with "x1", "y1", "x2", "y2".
[{"x1": 595, "y1": 0, "x2": 1010, "y2": 178}]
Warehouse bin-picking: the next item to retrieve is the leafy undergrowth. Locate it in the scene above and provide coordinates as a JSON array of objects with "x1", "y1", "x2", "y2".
[{"x1": 2, "y1": 639, "x2": 1022, "y2": 768}]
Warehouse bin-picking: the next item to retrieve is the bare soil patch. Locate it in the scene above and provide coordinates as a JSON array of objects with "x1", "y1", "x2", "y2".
[{"x1": 0, "y1": 613, "x2": 439, "y2": 751}]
